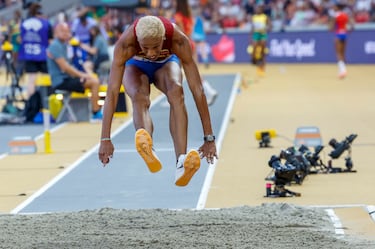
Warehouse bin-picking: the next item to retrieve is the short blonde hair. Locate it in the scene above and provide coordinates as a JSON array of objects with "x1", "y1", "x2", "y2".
[{"x1": 135, "y1": 16, "x2": 165, "y2": 41}]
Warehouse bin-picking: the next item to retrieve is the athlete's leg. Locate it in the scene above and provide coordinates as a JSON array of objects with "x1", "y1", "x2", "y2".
[
  {"x1": 124, "y1": 65, "x2": 162, "y2": 172},
  {"x1": 154, "y1": 61, "x2": 201, "y2": 186},
  {"x1": 340, "y1": 40, "x2": 346, "y2": 62},
  {"x1": 82, "y1": 75, "x2": 101, "y2": 113},
  {"x1": 336, "y1": 39, "x2": 345, "y2": 61},
  {"x1": 124, "y1": 65, "x2": 153, "y2": 133},
  {"x1": 26, "y1": 72, "x2": 37, "y2": 98},
  {"x1": 153, "y1": 61, "x2": 187, "y2": 160},
  {"x1": 251, "y1": 41, "x2": 257, "y2": 64},
  {"x1": 259, "y1": 40, "x2": 267, "y2": 72},
  {"x1": 335, "y1": 38, "x2": 347, "y2": 77}
]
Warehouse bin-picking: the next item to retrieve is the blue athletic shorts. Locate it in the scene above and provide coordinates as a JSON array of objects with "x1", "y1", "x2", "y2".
[
  {"x1": 336, "y1": 33, "x2": 347, "y2": 42},
  {"x1": 125, "y1": 54, "x2": 180, "y2": 83}
]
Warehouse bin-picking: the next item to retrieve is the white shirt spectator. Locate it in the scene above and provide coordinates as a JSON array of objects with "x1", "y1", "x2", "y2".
[
  {"x1": 355, "y1": 0, "x2": 372, "y2": 11},
  {"x1": 290, "y1": 1, "x2": 317, "y2": 27}
]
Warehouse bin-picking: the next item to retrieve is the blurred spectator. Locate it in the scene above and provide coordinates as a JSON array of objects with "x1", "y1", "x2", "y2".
[
  {"x1": 329, "y1": 2, "x2": 354, "y2": 79},
  {"x1": 19, "y1": 2, "x2": 53, "y2": 99},
  {"x1": 284, "y1": 0, "x2": 297, "y2": 26},
  {"x1": 250, "y1": 4, "x2": 271, "y2": 76},
  {"x1": 70, "y1": 7, "x2": 97, "y2": 70},
  {"x1": 218, "y1": 1, "x2": 241, "y2": 29},
  {"x1": 289, "y1": 1, "x2": 317, "y2": 27},
  {"x1": 46, "y1": 22, "x2": 102, "y2": 120},
  {"x1": 107, "y1": 25, "x2": 122, "y2": 62},
  {"x1": 80, "y1": 25, "x2": 110, "y2": 75},
  {"x1": 270, "y1": 0, "x2": 287, "y2": 31},
  {"x1": 0, "y1": 0, "x2": 19, "y2": 9},
  {"x1": 71, "y1": 8, "x2": 98, "y2": 43},
  {"x1": 8, "y1": 9, "x2": 22, "y2": 75},
  {"x1": 353, "y1": 0, "x2": 372, "y2": 23},
  {"x1": 244, "y1": 0, "x2": 256, "y2": 16},
  {"x1": 174, "y1": 0, "x2": 218, "y2": 106},
  {"x1": 370, "y1": 1, "x2": 375, "y2": 22},
  {"x1": 312, "y1": 1, "x2": 330, "y2": 25},
  {"x1": 192, "y1": 6, "x2": 210, "y2": 67}
]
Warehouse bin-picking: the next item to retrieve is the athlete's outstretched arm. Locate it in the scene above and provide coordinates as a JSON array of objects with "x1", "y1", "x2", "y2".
[
  {"x1": 99, "y1": 27, "x2": 136, "y2": 165},
  {"x1": 172, "y1": 28, "x2": 218, "y2": 163}
]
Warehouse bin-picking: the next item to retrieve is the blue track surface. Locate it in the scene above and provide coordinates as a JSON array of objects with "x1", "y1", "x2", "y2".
[{"x1": 16, "y1": 74, "x2": 237, "y2": 213}]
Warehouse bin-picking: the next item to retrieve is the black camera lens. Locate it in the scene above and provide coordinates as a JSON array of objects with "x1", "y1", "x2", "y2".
[
  {"x1": 347, "y1": 134, "x2": 357, "y2": 143},
  {"x1": 298, "y1": 145, "x2": 309, "y2": 153},
  {"x1": 329, "y1": 138, "x2": 338, "y2": 148}
]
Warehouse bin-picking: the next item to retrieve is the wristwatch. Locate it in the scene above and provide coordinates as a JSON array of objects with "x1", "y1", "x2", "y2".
[{"x1": 204, "y1": 135, "x2": 216, "y2": 142}]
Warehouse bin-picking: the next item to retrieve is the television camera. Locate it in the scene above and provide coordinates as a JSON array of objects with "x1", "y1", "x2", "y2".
[
  {"x1": 264, "y1": 144, "x2": 325, "y2": 197},
  {"x1": 297, "y1": 144, "x2": 325, "y2": 174},
  {"x1": 265, "y1": 155, "x2": 301, "y2": 197},
  {"x1": 327, "y1": 134, "x2": 358, "y2": 172},
  {"x1": 277, "y1": 144, "x2": 323, "y2": 183},
  {"x1": 280, "y1": 146, "x2": 311, "y2": 184}
]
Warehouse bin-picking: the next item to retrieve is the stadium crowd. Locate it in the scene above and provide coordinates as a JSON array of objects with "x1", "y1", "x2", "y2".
[
  {"x1": 0, "y1": 0, "x2": 19, "y2": 10},
  {"x1": 1, "y1": 0, "x2": 375, "y2": 46},
  {"x1": 0, "y1": 0, "x2": 372, "y2": 43},
  {"x1": 73, "y1": 0, "x2": 375, "y2": 36},
  {"x1": 96, "y1": 0, "x2": 375, "y2": 34}
]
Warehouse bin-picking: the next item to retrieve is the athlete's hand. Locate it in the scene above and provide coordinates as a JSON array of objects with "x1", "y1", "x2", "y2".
[
  {"x1": 99, "y1": 140, "x2": 114, "y2": 166},
  {"x1": 198, "y1": 141, "x2": 218, "y2": 164}
]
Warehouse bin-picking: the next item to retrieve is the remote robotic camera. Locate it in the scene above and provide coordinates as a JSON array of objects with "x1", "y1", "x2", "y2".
[
  {"x1": 328, "y1": 134, "x2": 357, "y2": 172},
  {"x1": 265, "y1": 155, "x2": 301, "y2": 197},
  {"x1": 298, "y1": 144, "x2": 325, "y2": 174},
  {"x1": 280, "y1": 146, "x2": 312, "y2": 184}
]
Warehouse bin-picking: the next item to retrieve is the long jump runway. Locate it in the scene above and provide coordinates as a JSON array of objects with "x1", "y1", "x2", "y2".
[{"x1": 13, "y1": 74, "x2": 238, "y2": 214}]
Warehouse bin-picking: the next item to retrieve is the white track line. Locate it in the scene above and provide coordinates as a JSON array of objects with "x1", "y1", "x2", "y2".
[
  {"x1": 196, "y1": 73, "x2": 241, "y2": 210},
  {"x1": 366, "y1": 205, "x2": 375, "y2": 222},
  {"x1": 11, "y1": 139, "x2": 102, "y2": 214},
  {"x1": 323, "y1": 204, "x2": 375, "y2": 235},
  {"x1": 325, "y1": 209, "x2": 345, "y2": 235},
  {"x1": 0, "y1": 153, "x2": 8, "y2": 160},
  {"x1": 310, "y1": 204, "x2": 366, "y2": 209},
  {"x1": 11, "y1": 96, "x2": 165, "y2": 214}
]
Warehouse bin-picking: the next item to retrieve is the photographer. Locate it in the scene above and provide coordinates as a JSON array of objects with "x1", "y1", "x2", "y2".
[
  {"x1": 17, "y1": 1, "x2": 53, "y2": 122},
  {"x1": 19, "y1": 1, "x2": 52, "y2": 101}
]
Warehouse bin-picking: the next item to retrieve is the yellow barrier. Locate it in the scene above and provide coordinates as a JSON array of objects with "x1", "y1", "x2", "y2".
[
  {"x1": 48, "y1": 94, "x2": 62, "y2": 120},
  {"x1": 36, "y1": 74, "x2": 52, "y2": 86},
  {"x1": 36, "y1": 75, "x2": 128, "y2": 118},
  {"x1": 99, "y1": 84, "x2": 127, "y2": 118},
  {"x1": 42, "y1": 109, "x2": 53, "y2": 153}
]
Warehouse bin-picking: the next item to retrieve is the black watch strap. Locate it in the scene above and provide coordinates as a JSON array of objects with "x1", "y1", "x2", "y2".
[{"x1": 204, "y1": 135, "x2": 215, "y2": 142}]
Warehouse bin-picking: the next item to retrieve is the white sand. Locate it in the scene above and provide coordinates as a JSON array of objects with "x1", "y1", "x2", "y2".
[{"x1": 0, "y1": 203, "x2": 374, "y2": 249}]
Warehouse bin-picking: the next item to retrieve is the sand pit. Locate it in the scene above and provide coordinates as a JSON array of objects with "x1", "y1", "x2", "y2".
[{"x1": 1, "y1": 203, "x2": 374, "y2": 249}]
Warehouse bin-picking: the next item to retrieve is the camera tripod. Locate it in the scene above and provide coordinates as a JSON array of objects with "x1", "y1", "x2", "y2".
[
  {"x1": 265, "y1": 182, "x2": 301, "y2": 198},
  {"x1": 1, "y1": 49, "x2": 25, "y2": 114},
  {"x1": 325, "y1": 157, "x2": 357, "y2": 173}
]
